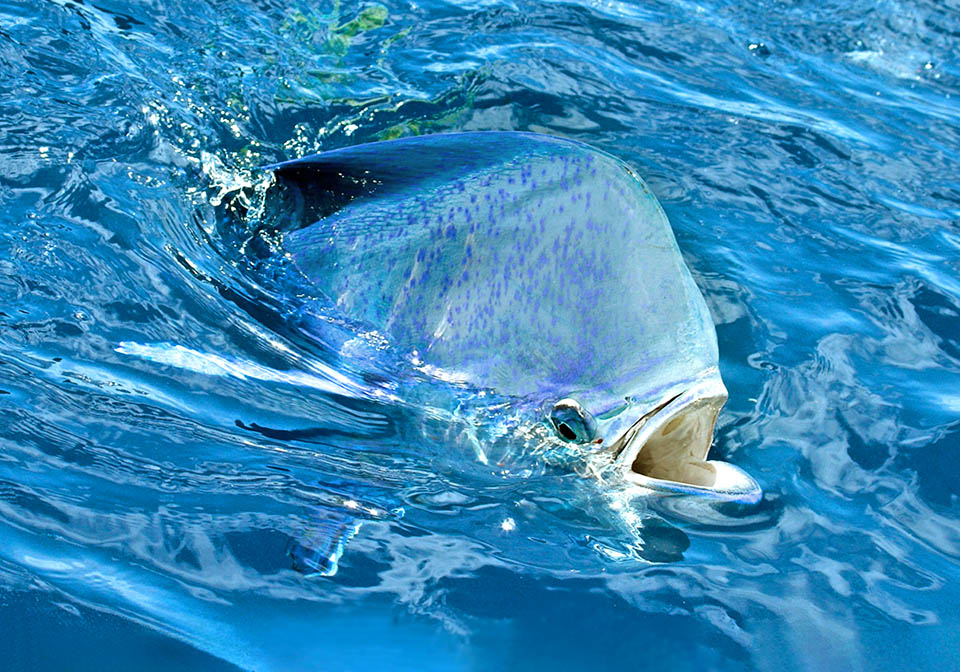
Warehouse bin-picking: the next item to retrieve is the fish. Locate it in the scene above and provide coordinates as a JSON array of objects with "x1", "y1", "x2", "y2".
[
  {"x1": 268, "y1": 131, "x2": 761, "y2": 502},
  {"x1": 123, "y1": 130, "x2": 761, "y2": 575}
]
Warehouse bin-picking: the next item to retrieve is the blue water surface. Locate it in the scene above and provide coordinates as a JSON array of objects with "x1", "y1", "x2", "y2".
[{"x1": 2, "y1": 0, "x2": 960, "y2": 669}]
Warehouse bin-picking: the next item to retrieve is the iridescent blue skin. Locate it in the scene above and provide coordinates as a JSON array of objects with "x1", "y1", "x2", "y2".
[
  {"x1": 267, "y1": 131, "x2": 764, "y2": 521},
  {"x1": 276, "y1": 131, "x2": 718, "y2": 438}
]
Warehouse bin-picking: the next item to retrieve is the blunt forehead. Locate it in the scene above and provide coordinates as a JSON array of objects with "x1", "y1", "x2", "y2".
[
  {"x1": 410, "y1": 145, "x2": 717, "y2": 400},
  {"x1": 289, "y1": 135, "x2": 718, "y2": 402}
]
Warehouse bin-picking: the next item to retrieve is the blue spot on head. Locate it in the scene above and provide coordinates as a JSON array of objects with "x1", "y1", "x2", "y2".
[
  {"x1": 416, "y1": 248, "x2": 426, "y2": 262},
  {"x1": 446, "y1": 224, "x2": 457, "y2": 239}
]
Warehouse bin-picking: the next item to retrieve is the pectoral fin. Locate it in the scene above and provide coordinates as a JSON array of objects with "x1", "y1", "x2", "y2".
[
  {"x1": 289, "y1": 498, "x2": 403, "y2": 577},
  {"x1": 288, "y1": 505, "x2": 362, "y2": 577}
]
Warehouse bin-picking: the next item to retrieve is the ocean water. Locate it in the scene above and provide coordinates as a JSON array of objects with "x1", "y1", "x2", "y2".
[{"x1": 2, "y1": 0, "x2": 960, "y2": 669}]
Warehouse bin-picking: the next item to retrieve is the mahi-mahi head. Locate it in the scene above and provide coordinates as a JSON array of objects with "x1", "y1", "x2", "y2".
[{"x1": 270, "y1": 131, "x2": 761, "y2": 504}]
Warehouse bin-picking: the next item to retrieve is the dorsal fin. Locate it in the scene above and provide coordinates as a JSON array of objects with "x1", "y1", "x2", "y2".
[
  {"x1": 267, "y1": 131, "x2": 562, "y2": 176},
  {"x1": 262, "y1": 131, "x2": 579, "y2": 237},
  {"x1": 265, "y1": 131, "x2": 574, "y2": 201}
]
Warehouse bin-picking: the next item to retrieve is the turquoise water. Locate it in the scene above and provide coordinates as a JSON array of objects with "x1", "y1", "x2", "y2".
[{"x1": 2, "y1": 0, "x2": 960, "y2": 669}]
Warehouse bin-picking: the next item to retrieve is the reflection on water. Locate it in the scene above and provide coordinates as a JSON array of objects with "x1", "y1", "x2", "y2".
[{"x1": 2, "y1": 0, "x2": 960, "y2": 669}]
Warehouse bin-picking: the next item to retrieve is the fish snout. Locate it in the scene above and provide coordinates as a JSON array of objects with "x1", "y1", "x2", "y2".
[{"x1": 610, "y1": 375, "x2": 761, "y2": 504}]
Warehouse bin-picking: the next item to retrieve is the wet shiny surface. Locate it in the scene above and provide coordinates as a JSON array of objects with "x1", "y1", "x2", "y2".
[{"x1": 2, "y1": 0, "x2": 960, "y2": 669}]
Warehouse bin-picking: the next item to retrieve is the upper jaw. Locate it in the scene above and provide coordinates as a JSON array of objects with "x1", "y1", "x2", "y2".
[{"x1": 608, "y1": 372, "x2": 761, "y2": 504}]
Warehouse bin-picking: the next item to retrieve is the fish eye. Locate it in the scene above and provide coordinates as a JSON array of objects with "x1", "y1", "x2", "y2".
[
  {"x1": 549, "y1": 398, "x2": 598, "y2": 443},
  {"x1": 556, "y1": 422, "x2": 578, "y2": 441}
]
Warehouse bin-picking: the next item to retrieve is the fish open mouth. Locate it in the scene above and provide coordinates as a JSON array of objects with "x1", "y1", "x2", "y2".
[{"x1": 611, "y1": 374, "x2": 761, "y2": 503}]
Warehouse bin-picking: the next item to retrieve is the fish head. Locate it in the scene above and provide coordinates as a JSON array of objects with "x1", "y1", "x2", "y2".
[{"x1": 546, "y1": 364, "x2": 761, "y2": 504}]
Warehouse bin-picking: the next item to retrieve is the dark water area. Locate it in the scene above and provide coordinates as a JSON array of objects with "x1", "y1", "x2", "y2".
[{"x1": 2, "y1": 0, "x2": 960, "y2": 669}]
